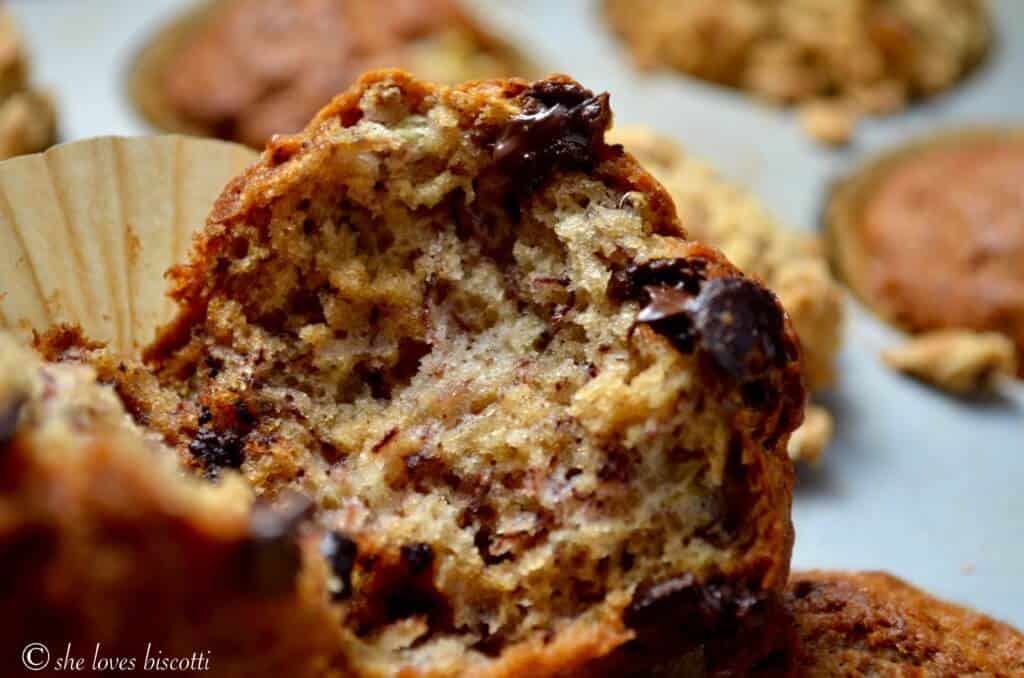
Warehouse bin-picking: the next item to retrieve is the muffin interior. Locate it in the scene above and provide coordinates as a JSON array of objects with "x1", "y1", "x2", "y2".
[{"x1": 83, "y1": 73, "x2": 800, "y2": 670}]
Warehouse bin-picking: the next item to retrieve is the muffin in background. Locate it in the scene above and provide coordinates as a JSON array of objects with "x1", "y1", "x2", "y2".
[
  {"x1": 0, "y1": 9, "x2": 56, "y2": 160},
  {"x1": 128, "y1": 0, "x2": 533, "y2": 148},
  {"x1": 612, "y1": 125, "x2": 843, "y2": 463},
  {"x1": 788, "y1": 571, "x2": 1024, "y2": 675},
  {"x1": 828, "y1": 129, "x2": 1024, "y2": 387},
  {"x1": 603, "y1": 0, "x2": 991, "y2": 145}
]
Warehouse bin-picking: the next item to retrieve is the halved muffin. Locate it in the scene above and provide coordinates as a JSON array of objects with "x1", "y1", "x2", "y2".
[{"x1": 35, "y1": 70, "x2": 804, "y2": 675}]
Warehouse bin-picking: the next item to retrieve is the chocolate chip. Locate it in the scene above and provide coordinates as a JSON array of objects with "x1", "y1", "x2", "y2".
[
  {"x1": 790, "y1": 579, "x2": 816, "y2": 600},
  {"x1": 625, "y1": 575, "x2": 764, "y2": 636},
  {"x1": 321, "y1": 531, "x2": 358, "y2": 600},
  {"x1": 189, "y1": 427, "x2": 244, "y2": 470},
  {"x1": 607, "y1": 258, "x2": 708, "y2": 303},
  {"x1": 636, "y1": 287, "x2": 699, "y2": 354},
  {"x1": 473, "y1": 527, "x2": 514, "y2": 566},
  {"x1": 197, "y1": 406, "x2": 213, "y2": 426},
  {"x1": 239, "y1": 492, "x2": 314, "y2": 596},
  {"x1": 0, "y1": 393, "x2": 27, "y2": 448},
  {"x1": 690, "y1": 277, "x2": 787, "y2": 380},
  {"x1": 234, "y1": 401, "x2": 256, "y2": 427},
  {"x1": 618, "y1": 574, "x2": 795, "y2": 675},
  {"x1": 494, "y1": 82, "x2": 612, "y2": 195},
  {"x1": 634, "y1": 275, "x2": 787, "y2": 383},
  {"x1": 597, "y1": 449, "x2": 633, "y2": 483},
  {"x1": 400, "y1": 542, "x2": 435, "y2": 576}
]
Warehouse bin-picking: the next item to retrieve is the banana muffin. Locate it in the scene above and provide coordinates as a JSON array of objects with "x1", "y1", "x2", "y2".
[
  {"x1": 602, "y1": 0, "x2": 991, "y2": 145},
  {"x1": 45, "y1": 71, "x2": 805, "y2": 675},
  {"x1": 611, "y1": 126, "x2": 841, "y2": 462},
  {"x1": 0, "y1": 333, "x2": 353, "y2": 676},
  {"x1": 129, "y1": 0, "x2": 531, "y2": 148},
  {"x1": 828, "y1": 129, "x2": 1024, "y2": 382},
  {"x1": 0, "y1": 8, "x2": 56, "y2": 159},
  {"x1": 788, "y1": 571, "x2": 1024, "y2": 676}
]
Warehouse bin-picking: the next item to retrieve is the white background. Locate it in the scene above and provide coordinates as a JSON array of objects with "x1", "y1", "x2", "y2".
[{"x1": 9, "y1": 0, "x2": 1024, "y2": 626}]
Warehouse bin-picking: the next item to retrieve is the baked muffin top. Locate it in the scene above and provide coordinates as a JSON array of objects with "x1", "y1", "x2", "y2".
[
  {"x1": 828, "y1": 130, "x2": 1024, "y2": 376},
  {"x1": 788, "y1": 571, "x2": 1024, "y2": 676},
  {"x1": 133, "y1": 0, "x2": 530, "y2": 148},
  {"x1": 602, "y1": 0, "x2": 990, "y2": 144}
]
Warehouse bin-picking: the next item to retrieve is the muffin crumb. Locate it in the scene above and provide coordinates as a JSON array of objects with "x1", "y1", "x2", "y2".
[{"x1": 882, "y1": 330, "x2": 1017, "y2": 394}]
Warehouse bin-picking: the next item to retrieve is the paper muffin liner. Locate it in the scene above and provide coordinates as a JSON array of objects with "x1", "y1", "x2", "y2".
[{"x1": 0, "y1": 135, "x2": 256, "y2": 353}]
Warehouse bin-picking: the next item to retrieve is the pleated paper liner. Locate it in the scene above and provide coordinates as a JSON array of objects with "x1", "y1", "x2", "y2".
[{"x1": 0, "y1": 135, "x2": 256, "y2": 354}]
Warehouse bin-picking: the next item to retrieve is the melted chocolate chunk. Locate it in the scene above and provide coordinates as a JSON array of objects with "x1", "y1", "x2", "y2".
[
  {"x1": 494, "y1": 82, "x2": 612, "y2": 194},
  {"x1": 0, "y1": 393, "x2": 26, "y2": 448},
  {"x1": 401, "y1": 542, "x2": 435, "y2": 576},
  {"x1": 321, "y1": 531, "x2": 358, "y2": 600},
  {"x1": 623, "y1": 575, "x2": 784, "y2": 669},
  {"x1": 607, "y1": 258, "x2": 708, "y2": 303},
  {"x1": 634, "y1": 275, "x2": 787, "y2": 383},
  {"x1": 636, "y1": 286, "x2": 699, "y2": 354},
  {"x1": 189, "y1": 426, "x2": 244, "y2": 470},
  {"x1": 691, "y1": 277, "x2": 786, "y2": 380},
  {"x1": 239, "y1": 492, "x2": 314, "y2": 596}
]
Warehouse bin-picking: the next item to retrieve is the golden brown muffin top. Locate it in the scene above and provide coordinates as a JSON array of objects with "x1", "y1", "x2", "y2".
[
  {"x1": 157, "y1": 0, "x2": 526, "y2": 147},
  {"x1": 829, "y1": 131, "x2": 1024, "y2": 376},
  {"x1": 788, "y1": 571, "x2": 1024, "y2": 676}
]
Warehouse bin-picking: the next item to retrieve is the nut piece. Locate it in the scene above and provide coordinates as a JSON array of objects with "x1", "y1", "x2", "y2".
[
  {"x1": 787, "y1": 405, "x2": 833, "y2": 464},
  {"x1": 882, "y1": 330, "x2": 1017, "y2": 394},
  {"x1": 799, "y1": 100, "x2": 859, "y2": 147}
]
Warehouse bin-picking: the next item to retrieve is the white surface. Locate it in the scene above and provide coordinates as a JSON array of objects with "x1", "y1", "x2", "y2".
[{"x1": 10, "y1": 0, "x2": 1024, "y2": 626}]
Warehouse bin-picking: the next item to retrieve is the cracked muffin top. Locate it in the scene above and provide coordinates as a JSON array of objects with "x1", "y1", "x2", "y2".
[
  {"x1": 42, "y1": 70, "x2": 804, "y2": 676},
  {"x1": 130, "y1": 0, "x2": 531, "y2": 148}
]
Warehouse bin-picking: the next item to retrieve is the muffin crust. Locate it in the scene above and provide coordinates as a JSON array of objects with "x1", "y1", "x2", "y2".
[{"x1": 788, "y1": 571, "x2": 1024, "y2": 676}]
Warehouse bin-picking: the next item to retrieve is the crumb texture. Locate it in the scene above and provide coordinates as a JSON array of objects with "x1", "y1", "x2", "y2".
[
  {"x1": 788, "y1": 570, "x2": 1024, "y2": 677},
  {"x1": 883, "y1": 329, "x2": 1017, "y2": 394},
  {"x1": 0, "y1": 333, "x2": 357, "y2": 677},
  {"x1": 43, "y1": 70, "x2": 808, "y2": 676},
  {"x1": 612, "y1": 125, "x2": 841, "y2": 462}
]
